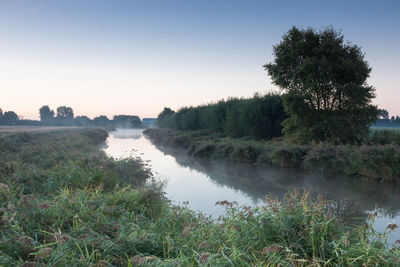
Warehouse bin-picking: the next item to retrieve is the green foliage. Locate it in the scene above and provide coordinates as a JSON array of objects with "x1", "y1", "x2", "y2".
[
  {"x1": 378, "y1": 109, "x2": 389, "y2": 120},
  {"x1": 39, "y1": 105, "x2": 54, "y2": 122},
  {"x1": 303, "y1": 143, "x2": 400, "y2": 182},
  {"x1": 0, "y1": 129, "x2": 150, "y2": 194},
  {"x1": 224, "y1": 98, "x2": 245, "y2": 137},
  {"x1": 56, "y1": 106, "x2": 74, "y2": 120},
  {"x1": 145, "y1": 128, "x2": 400, "y2": 182},
  {"x1": 36, "y1": 105, "x2": 145, "y2": 128},
  {"x1": 75, "y1": 115, "x2": 91, "y2": 126},
  {"x1": 241, "y1": 93, "x2": 287, "y2": 139},
  {"x1": 0, "y1": 129, "x2": 399, "y2": 265},
  {"x1": 265, "y1": 26, "x2": 378, "y2": 143},
  {"x1": 156, "y1": 107, "x2": 175, "y2": 128},
  {"x1": 92, "y1": 115, "x2": 110, "y2": 126},
  {"x1": 113, "y1": 115, "x2": 142, "y2": 128},
  {"x1": 368, "y1": 129, "x2": 400, "y2": 145},
  {"x1": 0, "y1": 111, "x2": 19, "y2": 124},
  {"x1": 157, "y1": 93, "x2": 286, "y2": 140}
]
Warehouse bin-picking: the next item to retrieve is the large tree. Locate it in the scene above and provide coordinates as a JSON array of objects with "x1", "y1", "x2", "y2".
[
  {"x1": 39, "y1": 105, "x2": 55, "y2": 122},
  {"x1": 156, "y1": 107, "x2": 176, "y2": 128},
  {"x1": 56, "y1": 106, "x2": 74, "y2": 119},
  {"x1": 113, "y1": 115, "x2": 141, "y2": 128},
  {"x1": 378, "y1": 109, "x2": 389, "y2": 120},
  {"x1": 157, "y1": 107, "x2": 175, "y2": 120},
  {"x1": 2, "y1": 111, "x2": 19, "y2": 124},
  {"x1": 93, "y1": 115, "x2": 109, "y2": 126},
  {"x1": 264, "y1": 26, "x2": 378, "y2": 143}
]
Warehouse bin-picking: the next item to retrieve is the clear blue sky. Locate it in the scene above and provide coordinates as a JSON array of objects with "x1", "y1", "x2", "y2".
[{"x1": 1, "y1": 0, "x2": 399, "y2": 119}]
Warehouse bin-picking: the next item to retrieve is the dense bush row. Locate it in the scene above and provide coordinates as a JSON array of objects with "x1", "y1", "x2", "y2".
[{"x1": 157, "y1": 93, "x2": 287, "y2": 140}]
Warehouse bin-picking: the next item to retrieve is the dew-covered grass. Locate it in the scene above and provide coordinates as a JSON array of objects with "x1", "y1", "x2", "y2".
[{"x1": 0, "y1": 129, "x2": 399, "y2": 266}]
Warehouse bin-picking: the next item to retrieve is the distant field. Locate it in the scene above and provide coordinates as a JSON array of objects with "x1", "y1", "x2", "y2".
[
  {"x1": 371, "y1": 126, "x2": 400, "y2": 132},
  {"x1": 0, "y1": 126, "x2": 82, "y2": 133}
]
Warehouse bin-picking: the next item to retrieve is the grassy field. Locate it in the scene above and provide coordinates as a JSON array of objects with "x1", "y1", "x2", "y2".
[
  {"x1": 0, "y1": 129, "x2": 399, "y2": 266},
  {"x1": 0, "y1": 126, "x2": 83, "y2": 133},
  {"x1": 371, "y1": 127, "x2": 400, "y2": 131}
]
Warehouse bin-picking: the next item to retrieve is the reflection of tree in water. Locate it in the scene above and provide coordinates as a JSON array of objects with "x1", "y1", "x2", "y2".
[
  {"x1": 151, "y1": 141, "x2": 400, "y2": 225},
  {"x1": 99, "y1": 131, "x2": 142, "y2": 152},
  {"x1": 111, "y1": 132, "x2": 142, "y2": 140}
]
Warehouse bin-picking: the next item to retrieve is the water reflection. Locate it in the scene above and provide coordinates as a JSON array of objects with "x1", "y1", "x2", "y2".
[
  {"x1": 110, "y1": 130, "x2": 142, "y2": 139},
  {"x1": 152, "y1": 142, "x2": 400, "y2": 233},
  {"x1": 104, "y1": 129, "x2": 400, "y2": 243}
]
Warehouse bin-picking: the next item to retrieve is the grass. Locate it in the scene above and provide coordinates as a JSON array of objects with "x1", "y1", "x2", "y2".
[
  {"x1": 0, "y1": 129, "x2": 399, "y2": 266},
  {"x1": 144, "y1": 128, "x2": 400, "y2": 182},
  {"x1": 371, "y1": 127, "x2": 400, "y2": 132},
  {"x1": 368, "y1": 128, "x2": 400, "y2": 145}
]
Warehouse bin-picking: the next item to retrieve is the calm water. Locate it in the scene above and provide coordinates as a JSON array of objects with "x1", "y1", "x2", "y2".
[{"x1": 104, "y1": 129, "x2": 400, "y2": 244}]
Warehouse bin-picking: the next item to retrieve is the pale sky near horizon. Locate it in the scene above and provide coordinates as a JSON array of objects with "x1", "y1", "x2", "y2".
[{"x1": 1, "y1": 0, "x2": 399, "y2": 120}]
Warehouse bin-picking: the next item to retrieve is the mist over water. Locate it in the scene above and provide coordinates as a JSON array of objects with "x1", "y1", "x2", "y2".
[{"x1": 104, "y1": 129, "x2": 400, "y2": 244}]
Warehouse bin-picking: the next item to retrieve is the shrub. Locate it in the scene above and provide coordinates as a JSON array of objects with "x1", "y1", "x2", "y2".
[{"x1": 157, "y1": 93, "x2": 287, "y2": 140}]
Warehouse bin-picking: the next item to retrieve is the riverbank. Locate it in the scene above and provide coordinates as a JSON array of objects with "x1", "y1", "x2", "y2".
[
  {"x1": 0, "y1": 125, "x2": 118, "y2": 133},
  {"x1": 1, "y1": 129, "x2": 399, "y2": 265},
  {"x1": 0, "y1": 126, "x2": 83, "y2": 133},
  {"x1": 144, "y1": 128, "x2": 400, "y2": 182}
]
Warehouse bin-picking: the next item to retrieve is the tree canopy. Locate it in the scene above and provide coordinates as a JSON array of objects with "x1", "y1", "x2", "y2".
[
  {"x1": 157, "y1": 108, "x2": 175, "y2": 120},
  {"x1": 93, "y1": 115, "x2": 110, "y2": 126},
  {"x1": 56, "y1": 106, "x2": 74, "y2": 119},
  {"x1": 378, "y1": 109, "x2": 389, "y2": 120},
  {"x1": 156, "y1": 94, "x2": 286, "y2": 140},
  {"x1": 2, "y1": 111, "x2": 19, "y2": 124},
  {"x1": 113, "y1": 115, "x2": 142, "y2": 128},
  {"x1": 75, "y1": 116, "x2": 91, "y2": 126},
  {"x1": 264, "y1": 26, "x2": 378, "y2": 143},
  {"x1": 39, "y1": 105, "x2": 55, "y2": 122}
]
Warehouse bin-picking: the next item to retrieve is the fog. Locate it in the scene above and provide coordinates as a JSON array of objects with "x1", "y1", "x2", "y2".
[{"x1": 104, "y1": 129, "x2": 400, "y2": 244}]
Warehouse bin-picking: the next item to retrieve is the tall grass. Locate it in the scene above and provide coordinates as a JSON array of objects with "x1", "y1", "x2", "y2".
[
  {"x1": 145, "y1": 128, "x2": 400, "y2": 182},
  {"x1": 0, "y1": 129, "x2": 399, "y2": 266},
  {"x1": 368, "y1": 128, "x2": 400, "y2": 145}
]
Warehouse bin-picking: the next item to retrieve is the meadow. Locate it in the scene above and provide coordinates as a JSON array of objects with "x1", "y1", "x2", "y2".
[{"x1": 0, "y1": 129, "x2": 399, "y2": 266}]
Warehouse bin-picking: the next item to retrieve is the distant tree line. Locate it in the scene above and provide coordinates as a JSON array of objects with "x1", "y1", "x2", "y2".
[
  {"x1": 157, "y1": 93, "x2": 287, "y2": 140},
  {"x1": 0, "y1": 108, "x2": 20, "y2": 125},
  {"x1": 374, "y1": 109, "x2": 400, "y2": 127},
  {"x1": 157, "y1": 99, "x2": 399, "y2": 141},
  {"x1": 39, "y1": 105, "x2": 142, "y2": 127},
  {"x1": 0, "y1": 106, "x2": 145, "y2": 128}
]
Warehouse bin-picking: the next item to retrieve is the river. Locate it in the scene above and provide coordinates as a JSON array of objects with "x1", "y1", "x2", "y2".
[{"x1": 103, "y1": 129, "x2": 400, "y2": 244}]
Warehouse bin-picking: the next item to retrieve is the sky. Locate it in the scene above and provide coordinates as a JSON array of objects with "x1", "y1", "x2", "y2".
[{"x1": 1, "y1": 0, "x2": 399, "y2": 120}]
